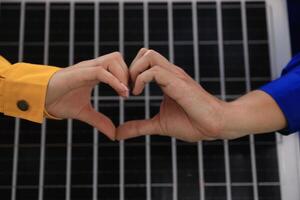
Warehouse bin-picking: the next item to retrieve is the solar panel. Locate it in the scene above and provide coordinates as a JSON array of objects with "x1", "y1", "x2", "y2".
[{"x1": 0, "y1": 1, "x2": 299, "y2": 200}]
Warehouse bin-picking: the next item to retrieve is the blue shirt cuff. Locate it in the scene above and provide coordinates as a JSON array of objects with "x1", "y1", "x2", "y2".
[{"x1": 260, "y1": 71, "x2": 300, "y2": 135}]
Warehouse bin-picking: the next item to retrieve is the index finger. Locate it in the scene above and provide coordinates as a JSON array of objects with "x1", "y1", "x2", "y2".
[
  {"x1": 130, "y1": 48, "x2": 148, "y2": 67},
  {"x1": 130, "y1": 49, "x2": 172, "y2": 82}
]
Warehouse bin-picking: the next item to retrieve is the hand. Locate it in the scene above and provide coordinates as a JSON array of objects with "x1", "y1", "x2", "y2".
[
  {"x1": 45, "y1": 52, "x2": 129, "y2": 140},
  {"x1": 116, "y1": 48, "x2": 287, "y2": 142},
  {"x1": 116, "y1": 49, "x2": 226, "y2": 142}
]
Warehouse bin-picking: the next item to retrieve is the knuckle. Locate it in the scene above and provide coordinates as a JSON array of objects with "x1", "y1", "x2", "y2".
[
  {"x1": 176, "y1": 66, "x2": 186, "y2": 74},
  {"x1": 111, "y1": 51, "x2": 122, "y2": 59},
  {"x1": 140, "y1": 47, "x2": 148, "y2": 53},
  {"x1": 146, "y1": 49, "x2": 157, "y2": 58},
  {"x1": 174, "y1": 66, "x2": 187, "y2": 76},
  {"x1": 95, "y1": 57, "x2": 103, "y2": 64},
  {"x1": 177, "y1": 74, "x2": 189, "y2": 85},
  {"x1": 180, "y1": 75, "x2": 189, "y2": 83},
  {"x1": 176, "y1": 71, "x2": 190, "y2": 82}
]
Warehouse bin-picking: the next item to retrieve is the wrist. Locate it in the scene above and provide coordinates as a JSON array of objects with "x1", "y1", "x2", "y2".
[
  {"x1": 221, "y1": 100, "x2": 252, "y2": 139},
  {"x1": 193, "y1": 88, "x2": 227, "y2": 139},
  {"x1": 45, "y1": 68, "x2": 64, "y2": 106}
]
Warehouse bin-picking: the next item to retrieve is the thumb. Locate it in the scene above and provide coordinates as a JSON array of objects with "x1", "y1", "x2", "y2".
[
  {"x1": 116, "y1": 117, "x2": 162, "y2": 140},
  {"x1": 76, "y1": 105, "x2": 116, "y2": 140}
]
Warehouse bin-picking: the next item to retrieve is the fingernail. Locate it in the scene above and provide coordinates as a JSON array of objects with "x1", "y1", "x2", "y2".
[
  {"x1": 121, "y1": 83, "x2": 129, "y2": 98},
  {"x1": 121, "y1": 83, "x2": 129, "y2": 91}
]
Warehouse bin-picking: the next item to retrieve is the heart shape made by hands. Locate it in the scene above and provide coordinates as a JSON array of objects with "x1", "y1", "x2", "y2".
[
  {"x1": 114, "y1": 48, "x2": 222, "y2": 142},
  {"x1": 46, "y1": 48, "x2": 224, "y2": 143}
]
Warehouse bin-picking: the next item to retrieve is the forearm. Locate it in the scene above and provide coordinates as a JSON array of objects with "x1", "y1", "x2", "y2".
[{"x1": 220, "y1": 90, "x2": 286, "y2": 139}]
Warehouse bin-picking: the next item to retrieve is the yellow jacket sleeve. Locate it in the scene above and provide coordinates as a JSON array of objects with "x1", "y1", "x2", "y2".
[{"x1": 0, "y1": 56, "x2": 62, "y2": 123}]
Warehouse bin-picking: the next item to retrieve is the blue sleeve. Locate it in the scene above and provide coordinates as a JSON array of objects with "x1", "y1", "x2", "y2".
[{"x1": 260, "y1": 53, "x2": 300, "y2": 135}]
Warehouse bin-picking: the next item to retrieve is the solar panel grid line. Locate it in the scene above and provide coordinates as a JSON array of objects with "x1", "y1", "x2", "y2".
[
  {"x1": 0, "y1": 180, "x2": 283, "y2": 188},
  {"x1": 1, "y1": 0, "x2": 268, "y2": 3},
  {"x1": 192, "y1": 2, "x2": 200, "y2": 84},
  {"x1": 93, "y1": 2, "x2": 99, "y2": 200},
  {"x1": 192, "y1": 2, "x2": 205, "y2": 200},
  {"x1": 119, "y1": 2, "x2": 125, "y2": 200},
  {"x1": 0, "y1": 39, "x2": 270, "y2": 46},
  {"x1": 143, "y1": 1, "x2": 152, "y2": 200},
  {"x1": 66, "y1": 2, "x2": 75, "y2": 200},
  {"x1": 216, "y1": 2, "x2": 226, "y2": 109},
  {"x1": 216, "y1": 2, "x2": 232, "y2": 200},
  {"x1": 264, "y1": 3, "x2": 277, "y2": 81},
  {"x1": 11, "y1": 2, "x2": 25, "y2": 200},
  {"x1": 167, "y1": 2, "x2": 178, "y2": 200},
  {"x1": 204, "y1": 182, "x2": 281, "y2": 186},
  {"x1": 241, "y1": 2, "x2": 259, "y2": 200},
  {"x1": 38, "y1": 2, "x2": 49, "y2": 200}
]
